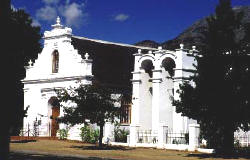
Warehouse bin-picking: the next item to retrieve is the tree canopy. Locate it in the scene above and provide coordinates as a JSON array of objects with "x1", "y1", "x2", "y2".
[
  {"x1": 9, "y1": 9, "x2": 42, "y2": 135},
  {"x1": 173, "y1": 0, "x2": 250, "y2": 153},
  {"x1": 1, "y1": 0, "x2": 42, "y2": 158},
  {"x1": 57, "y1": 84, "x2": 120, "y2": 147}
]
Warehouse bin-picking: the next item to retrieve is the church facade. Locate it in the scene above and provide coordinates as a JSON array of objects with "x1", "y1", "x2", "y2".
[{"x1": 22, "y1": 17, "x2": 198, "y2": 144}]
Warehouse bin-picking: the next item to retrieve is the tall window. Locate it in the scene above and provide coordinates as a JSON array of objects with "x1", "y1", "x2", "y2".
[
  {"x1": 52, "y1": 50, "x2": 59, "y2": 73},
  {"x1": 120, "y1": 100, "x2": 131, "y2": 124}
]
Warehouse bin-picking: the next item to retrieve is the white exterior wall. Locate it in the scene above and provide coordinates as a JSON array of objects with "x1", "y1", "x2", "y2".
[
  {"x1": 130, "y1": 45, "x2": 198, "y2": 144},
  {"x1": 22, "y1": 17, "x2": 92, "y2": 141},
  {"x1": 138, "y1": 71, "x2": 152, "y2": 130},
  {"x1": 22, "y1": 17, "x2": 199, "y2": 144},
  {"x1": 159, "y1": 69, "x2": 173, "y2": 130}
]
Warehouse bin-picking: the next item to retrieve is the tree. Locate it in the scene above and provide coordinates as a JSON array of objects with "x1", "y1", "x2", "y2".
[
  {"x1": 57, "y1": 84, "x2": 120, "y2": 147},
  {"x1": 9, "y1": 9, "x2": 42, "y2": 135},
  {"x1": 173, "y1": 0, "x2": 250, "y2": 153},
  {"x1": 0, "y1": 0, "x2": 41, "y2": 158}
]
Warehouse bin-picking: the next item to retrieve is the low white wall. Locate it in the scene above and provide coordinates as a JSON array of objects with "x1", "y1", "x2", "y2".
[
  {"x1": 110, "y1": 142, "x2": 214, "y2": 153},
  {"x1": 197, "y1": 148, "x2": 215, "y2": 153}
]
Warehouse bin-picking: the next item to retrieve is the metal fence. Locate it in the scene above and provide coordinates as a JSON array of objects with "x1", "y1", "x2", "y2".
[
  {"x1": 234, "y1": 132, "x2": 250, "y2": 147},
  {"x1": 137, "y1": 130, "x2": 158, "y2": 143},
  {"x1": 166, "y1": 132, "x2": 188, "y2": 144},
  {"x1": 136, "y1": 129, "x2": 188, "y2": 144},
  {"x1": 20, "y1": 122, "x2": 56, "y2": 137}
]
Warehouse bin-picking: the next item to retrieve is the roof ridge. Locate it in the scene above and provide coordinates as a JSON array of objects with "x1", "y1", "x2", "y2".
[{"x1": 72, "y1": 36, "x2": 160, "y2": 51}]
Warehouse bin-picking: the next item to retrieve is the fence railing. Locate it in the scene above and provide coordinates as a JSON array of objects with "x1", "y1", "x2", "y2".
[
  {"x1": 136, "y1": 130, "x2": 188, "y2": 144},
  {"x1": 166, "y1": 132, "x2": 188, "y2": 144},
  {"x1": 20, "y1": 122, "x2": 57, "y2": 137},
  {"x1": 137, "y1": 130, "x2": 158, "y2": 143},
  {"x1": 234, "y1": 133, "x2": 250, "y2": 147}
]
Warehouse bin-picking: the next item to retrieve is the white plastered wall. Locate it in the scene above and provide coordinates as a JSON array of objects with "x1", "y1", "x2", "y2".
[
  {"x1": 22, "y1": 17, "x2": 92, "y2": 141},
  {"x1": 130, "y1": 45, "x2": 197, "y2": 144}
]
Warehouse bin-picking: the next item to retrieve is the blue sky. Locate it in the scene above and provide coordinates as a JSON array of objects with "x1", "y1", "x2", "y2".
[{"x1": 12, "y1": 0, "x2": 250, "y2": 44}]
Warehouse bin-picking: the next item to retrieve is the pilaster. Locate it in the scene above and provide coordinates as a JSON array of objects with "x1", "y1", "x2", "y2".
[
  {"x1": 188, "y1": 124, "x2": 200, "y2": 151},
  {"x1": 157, "y1": 123, "x2": 168, "y2": 148},
  {"x1": 151, "y1": 69, "x2": 162, "y2": 131},
  {"x1": 129, "y1": 124, "x2": 140, "y2": 146}
]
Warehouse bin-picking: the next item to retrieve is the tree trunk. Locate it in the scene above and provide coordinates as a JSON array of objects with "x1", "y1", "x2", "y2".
[
  {"x1": 221, "y1": 127, "x2": 234, "y2": 154},
  {"x1": 99, "y1": 124, "x2": 104, "y2": 148},
  {"x1": 0, "y1": 125, "x2": 10, "y2": 159}
]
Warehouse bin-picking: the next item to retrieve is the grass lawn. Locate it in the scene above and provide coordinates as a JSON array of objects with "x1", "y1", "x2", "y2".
[{"x1": 10, "y1": 139, "x2": 250, "y2": 160}]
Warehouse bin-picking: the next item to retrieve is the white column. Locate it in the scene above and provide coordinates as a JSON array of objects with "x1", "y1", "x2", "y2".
[
  {"x1": 151, "y1": 52, "x2": 162, "y2": 132},
  {"x1": 188, "y1": 123, "x2": 200, "y2": 151},
  {"x1": 151, "y1": 70, "x2": 162, "y2": 131},
  {"x1": 130, "y1": 50, "x2": 142, "y2": 125},
  {"x1": 172, "y1": 44, "x2": 186, "y2": 133},
  {"x1": 129, "y1": 124, "x2": 140, "y2": 146},
  {"x1": 157, "y1": 123, "x2": 168, "y2": 148},
  {"x1": 131, "y1": 75, "x2": 141, "y2": 125},
  {"x1": 129, "y1": 50, "x2": 142, "y2": 146}
]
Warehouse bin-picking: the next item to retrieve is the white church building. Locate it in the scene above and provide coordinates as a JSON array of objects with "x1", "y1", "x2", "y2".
[{"x1": 22, "y1": 17, "x2": 199, "y2": 148}]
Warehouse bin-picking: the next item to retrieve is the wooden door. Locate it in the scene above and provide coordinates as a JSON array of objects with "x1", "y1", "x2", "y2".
[{"x1": 51, "y1": 106, "x2": 60, "y2": 137}]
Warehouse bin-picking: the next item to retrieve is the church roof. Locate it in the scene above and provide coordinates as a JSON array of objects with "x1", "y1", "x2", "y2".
[{"x1": 71, "y1": 36, "x2": 156, "y2": 92}]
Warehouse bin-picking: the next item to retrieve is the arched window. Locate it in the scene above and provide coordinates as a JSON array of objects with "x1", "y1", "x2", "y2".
[{"x1": 52, "y1": 50, "x2": 59, "y2": 73}]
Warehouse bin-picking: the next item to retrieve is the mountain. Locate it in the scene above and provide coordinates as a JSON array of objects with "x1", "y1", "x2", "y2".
[
  {"x1": 135, "y1": 6, "x2": 250, "y2": 51},
  {"x1": 134, "y1": 40, "x2": 160, "y2": 49}
]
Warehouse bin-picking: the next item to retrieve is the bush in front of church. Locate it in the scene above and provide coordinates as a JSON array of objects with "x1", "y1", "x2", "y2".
[{"x1": 80, "y1": 125, "x2": 99, "y2": 144}]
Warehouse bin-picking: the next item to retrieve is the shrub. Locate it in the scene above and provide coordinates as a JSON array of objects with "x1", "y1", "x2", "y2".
[
  {"x1": 114, "y1": 122, "x2": 129, "y2": 143},
  {"x1": 80, "y1": 125, "x2": 99, "y2": 144},
  {"x1": 57, "y1": 129, "x2": 68, "y2": 140}
]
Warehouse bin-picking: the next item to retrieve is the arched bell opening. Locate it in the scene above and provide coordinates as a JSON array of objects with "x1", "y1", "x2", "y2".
[
  {"x1": 48, "y1": 96, "x2": 60, "y2": 137},
  {"x1": 140, "y1": 60, "x2": 154, "y2": 78},
  {"x1": 161, "y1": 58, "x2": 176, "y2": 78}
]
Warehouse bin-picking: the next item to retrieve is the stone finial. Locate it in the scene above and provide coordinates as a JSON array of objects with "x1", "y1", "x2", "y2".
[
  {"x1": 28, "y1": 60, "x2": 33, "y2": 66},
  {"x1": 52, "y1": 16, "x2": 63, "y2": 29},
  {"x1": 180, "y1": 43, "x2": 184, "y2": 50},
  {"x1": 56, "y1": 16, "x2": 61, "y2": 25},
  {"x1": 85, "y1": 53, "x2": 89, "y2": 60},
  {"x1": 192, "y1": 46, "x2": 196, "y2": 51},
  {"x1": 158, "y1": 46, "x2": 162, "y2": 50},
  {"x1": 138, "y1": 49, "x2": 142, "y2": 54}
]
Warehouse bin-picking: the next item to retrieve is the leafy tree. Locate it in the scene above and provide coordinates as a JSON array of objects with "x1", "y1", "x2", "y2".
[
  {"x1": 1, "y1": 0, "x2": 41, "y2": 158},
  {"x1": 173, "y1": 0, "x2": 250, "y2": 153},
  {"x1": 57, "y1": 84, "x2": 120, "y2": 147},
  {"x1": 10, "y1": 9, "x2": 42, "y2": 135}
]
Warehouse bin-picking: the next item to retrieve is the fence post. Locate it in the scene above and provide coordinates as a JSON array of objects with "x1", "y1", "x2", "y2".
[
  {"x1": 188, "y1": 123, "x2": 200, "y2": 151},
  {"x1": 103, "y1": 122, "x2": 114, "y2": 144},
  {"x1": 157, "y1": 123, "x2": 168, "y2": 148},
  {"x1": 28, "y1": 123, "x2": 30, "y2": 137},
  {"x1": 49, "y1": 122, "x2": 51, "y2": 137},
  {"x1": 129, "y1": 124, "x2": 140, "y2": 147}
]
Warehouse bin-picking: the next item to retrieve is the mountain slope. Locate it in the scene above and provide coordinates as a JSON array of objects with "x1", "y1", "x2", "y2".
[{"x1": 135, "y1": 6, "x2": 250, "y2": 50}]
